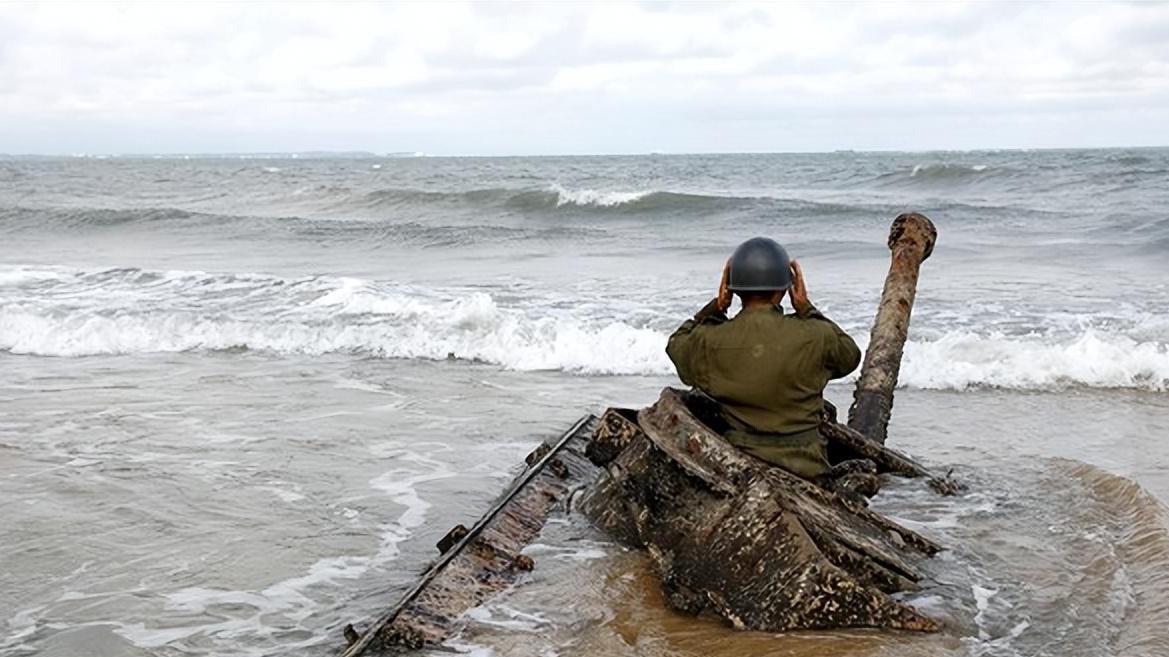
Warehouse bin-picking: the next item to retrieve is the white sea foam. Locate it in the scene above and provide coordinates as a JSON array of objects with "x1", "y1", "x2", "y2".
[
  {"x1": 899, "y1": 330, "x2": 1169, "y2": 390},
  {"x1": 114, "y1": 555, "x2": 371, "y2": 649},
  {"x1": 3, "y1": 305, "x2": 1166, "y2": 389},
  {"x1": 0, "y1": 268, "x2": 670, "y2": 375},
  {"x1": 549, "y1": 183, "x2": 651, "y2": 207},
  {"x1": 0, "y1": 304, "x2": 669, "y2": 374},
  {"x1": 256, "y1": 484, "x2": 306, "y2": 504},
  {"x1": 523, "y1": 541, "x2": 612, "y2": 561},
  {"x1": 441, "y1": 641, "x2": 499, "y2": 657},
  {"x1": 972, "y1": 584, "x2": 998, "y2": 640},
  {"x1": 113, "y1": 441, "x2": 455, "y2": 655},
  {"x1": 0, "y1": 267, "x2": 67, "y2": 286},
  {"x1": 2, "y1": 266, "x2": 1167, "y2": 390},
  {"x1": 368, "y1": 451, "x2": 455, "y2": 560},
  {"x1": 909, "y1": 162, "x2": 991, "y2": 178},
  {"x1": 464, "y1": 605, "x2": 550, "y2": 632},
  {"x1": 0, "y1": 604, "x2": 47, "y2": 651}
]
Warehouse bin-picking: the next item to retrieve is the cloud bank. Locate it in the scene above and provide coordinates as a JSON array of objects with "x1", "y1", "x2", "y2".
[{"x1": 1, "y1": 1, "x2": 1167, "y2": 154}]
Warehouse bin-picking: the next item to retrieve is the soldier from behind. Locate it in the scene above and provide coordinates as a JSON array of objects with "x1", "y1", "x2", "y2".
[{"x1": 666, "y1": 237, "x2": 861, "y2": 480}]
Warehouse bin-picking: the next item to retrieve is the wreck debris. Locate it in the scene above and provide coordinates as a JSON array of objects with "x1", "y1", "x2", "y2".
[
  {"x1": 579, "y1": 388, "x2": 941, "y2": 633},
  {"x1": 339, "y1": 415, "x2": 599, "y2": 656},
  {"x1": 848, "y1": 212, "x2": 937, "y2": 445}
]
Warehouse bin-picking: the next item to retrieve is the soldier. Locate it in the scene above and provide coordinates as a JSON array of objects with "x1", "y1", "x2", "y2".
[{"x1": 666, "y1": 237, "x2": 861, "y2": 480}]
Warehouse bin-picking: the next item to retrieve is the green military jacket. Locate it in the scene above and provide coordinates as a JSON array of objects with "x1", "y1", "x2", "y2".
[{"x1": 666, "y1": 299, "x2": 862, "y2": 436}]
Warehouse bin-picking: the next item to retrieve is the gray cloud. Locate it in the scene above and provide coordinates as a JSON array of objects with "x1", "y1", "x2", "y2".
[{"x1": 0, "y1": 1, "x2": 1166, "y2": 155}]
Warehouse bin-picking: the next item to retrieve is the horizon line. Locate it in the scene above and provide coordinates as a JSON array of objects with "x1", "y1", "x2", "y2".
[{"x1": 2, "y1": 144, "x2": 1167, "y2": 159}]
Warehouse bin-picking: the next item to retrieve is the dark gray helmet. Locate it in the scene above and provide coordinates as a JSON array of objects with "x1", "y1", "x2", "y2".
[{"x1": 728, "y1": 237, "x2": 792, "y2": 291}]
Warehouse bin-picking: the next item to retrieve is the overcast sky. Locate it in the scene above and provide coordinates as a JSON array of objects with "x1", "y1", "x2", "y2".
[{"x1": 1, "y1": 1, "x2": 1167, "y2": 155}]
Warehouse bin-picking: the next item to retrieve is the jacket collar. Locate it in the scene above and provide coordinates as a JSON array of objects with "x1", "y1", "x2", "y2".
[{"x1": 738, "y1": 304, "x2": 784, "y2": 316}]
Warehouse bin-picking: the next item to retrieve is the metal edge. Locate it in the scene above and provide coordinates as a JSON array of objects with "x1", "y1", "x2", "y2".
[{"x1": 338, "y1": 413, "x2": 598, "y2": 657}]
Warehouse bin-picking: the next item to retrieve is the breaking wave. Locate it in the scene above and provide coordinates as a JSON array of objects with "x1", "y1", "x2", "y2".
[
  {"x1": 870, "y1": 162, "x2": 1002, "y2": 188},
  {"x1": 2, "y1": 267, "x2": 1167, "y2": 390},
  {"x1": 911, "y1": 163, "x2": 991, "y2": 178},
  {"x1": 900, "y1": 331, "x2": 1169, "y2": 391},
  {"x1": 548, "y1": 184, "x2": 653, "y2": 207},
  {"x1": 352, "y1": 185, "x2": 746, "y2": 214},
  {"x1": 0, "y1": 296, "x2": 667, "y2": 375},
  {"x1": 0, "y1": 268, "x2": 668, "y2": 375}
]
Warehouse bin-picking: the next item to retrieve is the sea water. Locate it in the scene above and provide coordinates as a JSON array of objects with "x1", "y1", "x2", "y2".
[{"x1": 1, "y1": 150, "x2": 1167, "y2": 656}]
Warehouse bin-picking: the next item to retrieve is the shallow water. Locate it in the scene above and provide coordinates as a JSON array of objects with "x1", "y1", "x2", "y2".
[
  {"x1": 3, "y1": 352, "x2": 1168, "y2": 657},
  {"x1": 2, "y1": 151, "x2": 1168, "y2": 656},
  {"x1": 423, "y1": 388, "x2": 1169, "y2": 657}
]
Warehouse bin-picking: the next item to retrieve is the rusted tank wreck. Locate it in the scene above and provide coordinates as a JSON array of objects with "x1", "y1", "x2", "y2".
[{"x1": 339, "y1": 212, "x2": 955, "y2": 656}]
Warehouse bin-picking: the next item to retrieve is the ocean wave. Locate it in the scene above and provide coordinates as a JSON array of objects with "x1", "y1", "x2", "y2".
[
  {"x1": 911, "y1": 163, "x2": 991, "y2": 178},
  {"x1": 2, "y1": 267, "x2": 1168, "y2": 390},
  {"x1": 1, "y1": 188, "x2": 868, "y2": 241},
  {"x1": 1110, "y1": 154, "x2": 1153, "y2": 167},
  {"x1": 1139, "y1": 236, "x2": 1169, "y2": 255},
  {"x1": 548, "y1": 184, "x2": 654, "y2": 207},
  {"x1": 0, "y1": 267, "x2": 68, "y2": 286},
  {"x1": 0, "y1": 205, "x2": 607, "y2": 246},
  {"x1": 520, "y1": 187, "x2": 877, "y2": 217},
  {"x1": 900, "y1": 330, "x2": 1169, "y2": 391},
  {"x1": 344, "y1": 185, "x2": 885, "y2": 220},
  {"x1": 868, "y1": 162, "x2": 1003, "y2": 189},
  {"x1": 0, "y1": 205, "x2": 204, "y2": 230},
  {"x1": 0, "y1": 268, "x2": 667, "y2": 375},
  {"x1": 0, "y1": 296, "x2": 668, "y2": 375},
  {"x1": 352, "y1": 185, "x2": 746, "y2": 214}
]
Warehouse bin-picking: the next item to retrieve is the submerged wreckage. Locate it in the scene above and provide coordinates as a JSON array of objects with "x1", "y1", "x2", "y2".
[{"x1": 340, "y1": 213, "x2": 957, "y2": 656}]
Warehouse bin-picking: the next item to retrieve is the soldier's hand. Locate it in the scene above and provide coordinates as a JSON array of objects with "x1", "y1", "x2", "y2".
[
  {"x1": 789, "y1": 260, "x2": 812, "y2": 316},
  {"x1": 717, "y1": 258, "x2": 733, "y2": 312}
]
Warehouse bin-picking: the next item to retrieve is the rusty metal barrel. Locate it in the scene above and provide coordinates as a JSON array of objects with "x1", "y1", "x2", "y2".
[{"x1": 848, "y1": 213, "x2": 937, "y2": 445}]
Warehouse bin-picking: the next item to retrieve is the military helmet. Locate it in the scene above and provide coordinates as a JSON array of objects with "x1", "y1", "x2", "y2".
[{"x1": 727, "y1": 237, "x2": 792, "y2": 292}]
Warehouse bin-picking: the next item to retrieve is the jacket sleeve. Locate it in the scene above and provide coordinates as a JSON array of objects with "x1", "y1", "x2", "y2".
[
  {"x1": 805, "y1": 305, "x2": 862, "y2": 380},
  {"x1": 666, "y1": 298, "x2": 726, "y2": 387}
]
